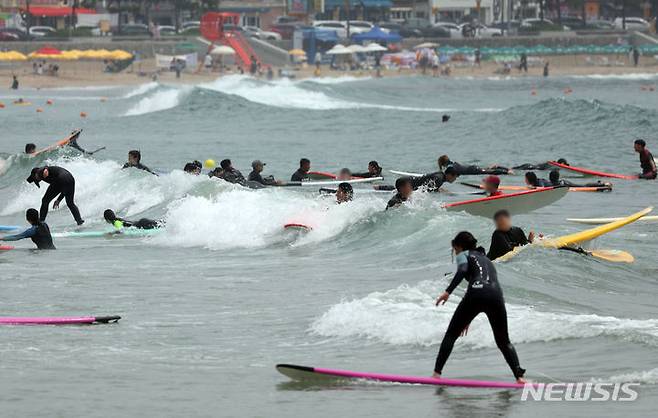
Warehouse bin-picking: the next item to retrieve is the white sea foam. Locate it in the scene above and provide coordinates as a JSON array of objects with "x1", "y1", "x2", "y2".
[
  {"x1": 121, "y1": 82, "x2": 160, "y2": 98},
  {"x1": 310, "y1": 280, "x2": 658, "y2": 348},
  {"x1": 123, "y1": 86, "x2": 190, "y2": 116}
]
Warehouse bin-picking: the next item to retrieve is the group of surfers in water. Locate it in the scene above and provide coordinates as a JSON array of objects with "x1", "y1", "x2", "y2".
[{"x1": 3, "y1": 135, "x2": 656, "y2": 383}]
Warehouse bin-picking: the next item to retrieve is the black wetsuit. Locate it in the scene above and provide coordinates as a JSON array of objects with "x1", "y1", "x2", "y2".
[
  {"x1": 411, "y1": 172, "x2": 446, "y2": 192},
  {"x1": 487, "y1": 227, "x2": 529, "y2": 260},
  {"x1": 435, "y1": 248, "x2": 525, "y2": 379},
  {"x1": 352, "y1": 168, "x2": 382, "y2": 178},
  {"x1": 248, "y1": 170, "x2": 277, "y2": 186},
  {"x1": 530, "y1": 178, "x2": 552, "y2": 187},
  {"x1": 115, "y1": 218, "x2": 160, "y2": 230},
  {"x1": 1, "y1": 222, "x2": 55, "y2": 249},
  {"x1": 291, "y1": 169, "x2": 309, "y2": 182},
  {"x1": 513, "y1": 162, "x2": 552, "y2": 170},
  {"x1": 551, "y1": 179, "x2": 610, "y2": 189},
  {"x1": 639, "y1": 149, "x2": 657, "y2": 180},
  {"x1": 386, "y1": 193, "x2": 407, "y2": 209},
  {"x1": 38, "y1": 166, "x2": 83, "y2": 225},
  {"x1": 219, "y1": 168, "x2": 247, "y2": 186},
  {"x1": 122, "y1": 162, "x2": 157, "y2": 175},
  {"x1": 446, "y1": 161, "x2": 510, "y2": 176}
]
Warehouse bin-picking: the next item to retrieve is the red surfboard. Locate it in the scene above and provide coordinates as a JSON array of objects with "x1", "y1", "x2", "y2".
[
  {"x1": 284, "y1": 223, "x2": 312, "y2": 232},
  {"x1": 0, "y1": 245, "x2": 14, "y2": 251},
  {"x1": 548, "y1": 161, "x2": 638, "y2": 180}
]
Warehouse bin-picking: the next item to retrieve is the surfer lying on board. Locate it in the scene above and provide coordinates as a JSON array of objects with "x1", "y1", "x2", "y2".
[
  {"x1": 123, "y1": 150, "x2": 157, "y2": 175},
  {"x1": 209, "y1": 159, "x2": 247, "y2": 186},
  {"x1": 386, "y1": 178, "x2": 413, "y2": 210},
  {"x1": 27, "y1": 166, "x2": 84, "y2": 226},
  {"x1": 524, "y1": 172, "x2": 552, "y2": 188},
  {"x1": 548, "y1": 170, "x2": 612, "y2": 189},
  {"x1": 352, "y1": 161, "x2": 383, "y2": 178},
  {"x1": 487, "y1": 210, "x2": 535, "y2": 261},
  {"x1": 434, "y1": 231, "x2": 526, "y2": 383},
  {"x1": 24, "y1": 139, "x2": 102, "y2": 157},
  {"x1": 0, "y1": 208, "x2": 55, "y2": 250},
  {"x1": 513, "y1": 158, "x2": 568, "y2": 171},
  {"x1": 634, "y1": 139, "x2": 657, "y2": 180},
  {"x1": 103, "y1": 209, "x2": 161, "y2": 230},
  {"x1": 438, "y1": 155, "x2": 513, "y2": 175},
  {"x1": 248, "y1": 160, "x2": 283, "y2": 186},
  {"x1": 291, "y1": 158, "x2": 311, "y2": 182}
]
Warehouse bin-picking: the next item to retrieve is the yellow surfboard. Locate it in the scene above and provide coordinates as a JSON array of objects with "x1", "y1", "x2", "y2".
[{"x1": 497, "y1": 207, "x2": 652, "y2": 262}]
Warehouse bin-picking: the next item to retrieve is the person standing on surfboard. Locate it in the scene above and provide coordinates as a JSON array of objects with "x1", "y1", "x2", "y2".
[
  {"x1": 291, "y1": 158, "x2": 311, "y2": 182},
  {"x1": 0, "y1": 208, "x2": 55, "y2": 250},
  {"x1": 27, "y1": 166, "x2": 84, "y2": 226},
  {"x1": 634, "y1": 139, "x2": 657, "y2": 180},
  {"x1": 438, "y1": 155, "x2": 512, "y2": 176},
  {"x1": 487, "y1": 210, "x2": 535, "y2": 260},
  {"x1": 434, "y1": 231, "x2": 526, "y2": 383}
]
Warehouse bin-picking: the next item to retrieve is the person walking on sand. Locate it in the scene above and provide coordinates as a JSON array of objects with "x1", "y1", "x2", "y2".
[
  {"x1": 543, "y1": 61, "x2": 549, "y2": 77},
  {"x1": 11, "y1": 75, "x2": 18, "y2": 90}
]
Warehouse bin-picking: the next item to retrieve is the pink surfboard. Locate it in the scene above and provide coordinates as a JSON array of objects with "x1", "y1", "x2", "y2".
[
  {"x1": 0, "y1": 245, "x2": 14, "y2": 251},
  {"x1": 276, "y1": 364, "x2": 538, "y2": 389},
  {"x1": 0, "y1": 315, "x2": 121, "y2": 325}
]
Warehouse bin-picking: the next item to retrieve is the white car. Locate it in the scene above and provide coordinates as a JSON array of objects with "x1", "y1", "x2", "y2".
[
  {"x1": 344, "y1": 21, "x2": 373, "y2": 34},
  {"x1": 313, "y1": 21, "x2": 348, "y2": 38},
  {"x1": 29, "y1": 26, "x2": 55, "y2": 37},
  {"x1": 434, "y1": 22, "x2": 462, "y2": 38},
  {"x1": 181, "y1": 21, "x2": 200, "y2": 30},
  {"x1": 243, "y1": 26, "x2": 282, "y2": 41},
  {"x1": 157, "y1": 25, "x2": 177, "y2": 36},
  {"x1": 614, "y1": 17, "x2": 650, "y2": 31},
  {"x1": 458, "y1": 23, "x2": 503, "y2": 38}
]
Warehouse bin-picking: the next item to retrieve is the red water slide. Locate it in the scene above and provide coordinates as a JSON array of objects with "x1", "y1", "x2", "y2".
[{"x1": 200, "y1": 12, "x2": 261, "y2": 69}]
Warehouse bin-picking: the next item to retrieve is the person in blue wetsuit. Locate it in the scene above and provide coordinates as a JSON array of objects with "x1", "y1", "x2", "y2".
[
  {"x1": 433, "y1": 231, "x2": 526, "y2": 383},
  {"x1": 103, "y1": 209, "x2": 160, "y2": 230},
  {"x1": 0, "y1": 208, "x2": 55, "y2": 249}
]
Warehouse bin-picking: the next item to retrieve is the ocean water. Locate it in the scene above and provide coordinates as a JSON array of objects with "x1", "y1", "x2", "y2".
[{"x1": 1, "y1": 73, "x2": 657, "y2": 417}]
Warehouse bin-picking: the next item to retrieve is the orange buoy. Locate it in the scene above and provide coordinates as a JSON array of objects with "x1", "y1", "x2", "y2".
[
  {"x1": 46, "y1": 99, "x2": 53, "y2": 105},
  {"x1": 0, "y1": 103, "x2": 5, "y2": 109},
  {"x1": 80, "y1": 112, "x2": 87, "y2": 118},
  {"x1": 36, "y1": 108, "x2": 43, "y2": 113},
  {"x1": 531, "y1": 90, "x2": 537, "y2": 96}
]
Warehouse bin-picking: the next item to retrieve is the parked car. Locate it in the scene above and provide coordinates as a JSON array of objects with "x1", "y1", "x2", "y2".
[
  {"x1": 614, "y1": 17, "x2": 650, "y2": 31},
  {"x1": 520, "y1": 18, "x2": 567, "y2": 31},
  {"x1": 270, "y1": 23, "x2": 299, "y2": 40},
  {"x1": 116, "y1": 24, "x2": 151, "y2": 36},
  {"x1": 489, "y1": 20, "x2": 521, "y2": 34},
  {"x1": 274, "y1": 16, "x2": 299, "y2": 24},
  {"x1": 433, "y1": 22, "x2": 462, "y2": 38},
  {"x1": 0, "y1": 30, "x2": 20, "y2": 41},
  {"x1": 181, "y1": 21, "x2": 200, "y2": 30},
  {"x1": 313, "y1": 21, "x2": 348, "y2": 38},
  {"x1": 158, "y1": 25, "x2": 178, "y2": 36},
  {"x1": 344, "y1": 20, "x2": 373, "y2": 34},
  {"x1": 402, "y1": 18, "x2": 450, "y2": 38},
  {"x1": 459, "y1": 23, "x2": 503, "y2": 38},
  {"x1": 378, "y1": 22, "x2": 405, "y2": 34},
  {"x1": 559, "y1": 17, "x2": 585, "y2": 29},
  {"x1": 243, "y1": 26, "x2": 282, "y2": 41},
  {"x1": 29, "y1": 26, "x2": 56, "y2": 37},
  {"x1": 1, "y1": 27, "x2": 33, "y2": 40},
  {"x1": 586, "y1": 20, "x2": 615, "y2": 30}
]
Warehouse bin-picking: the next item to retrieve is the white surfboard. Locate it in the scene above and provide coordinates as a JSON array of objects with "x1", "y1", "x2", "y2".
[
  {"x1": 290, "y1": 177, "x2": 383, "y2": 187},
  {"x1": 389, "y1": 170, "x2": 423, "y2": 177},
  {"x1": 567, "y1": 215, "x2": 658, "y2": 225}
]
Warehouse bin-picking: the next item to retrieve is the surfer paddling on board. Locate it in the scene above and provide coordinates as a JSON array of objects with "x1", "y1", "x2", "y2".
[
  {"x1": 513, "y1": 158, "x2": 568, "y2": 171},
  {"x1": 123, "y1": 150, "x2": 157, "y2": 175},
  {"x1": 548, "y1": 169, "x2": 612, "y2": 189},
  {"x1": 337, "y1": 168, "x2": 352, "y2": 181},
  {"x1": 27, "y1": 166, "x2": 84, "y2": 226},
  {"x1": 434, "y1": 231, "x2": 526, "y2": 383},
  {"x1": 248, "y1": 160, "x2": 283, "y2": 186},
  {"x1": 386, "y1": 178, "x2": 413, "y2": 209},
  {"x1": 634, "y1": 139, "x2": 657, "y2": 180},
  {"x1": 291, "y1": 158, "x2": 311, "y2": 182},
  {"x1": 487, "y1": 210, "x2": 535, "y2": 261},
  {"x1": 352, "y1": 161, "x2": 383, "y2": 178},
  {"x1": 524, "y1": 172, "x2": 552, "y2": 188},
  {"x1": 103, "y1": 209, "x2": 161, "y2": 230},
  {"x1": 438, "y1": 155, "x2": 513, "y2": 176},
  {"x1": 0, "y1": 208, "x2": 55, "y2": 250}
]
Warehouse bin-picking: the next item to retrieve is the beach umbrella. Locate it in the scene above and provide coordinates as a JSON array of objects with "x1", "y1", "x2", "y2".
[
  {"x1": 0, "y1": 51, "x2": 27, "y2": 61},
  {"x1": 288, "y1": 49, "x2": 307, "y2": 56},
  {"x1": 211, "y1": 45, "x2": 236, "y2": 56},
  {"x1": 109, "y1": 50, "x2": 133, "y2": 60},
  {"x1": 347, "y1": 44, "x2": 367, "y2": 53},
  {"x1": 414, "y1": 42, "x2": 439, "y2": 50},
  {"x1": 363, "y1": 43, "x2": 387, "y2": 53},
  {"x1": 326, "y1": 44, "x2": 353, "y2": 55}
]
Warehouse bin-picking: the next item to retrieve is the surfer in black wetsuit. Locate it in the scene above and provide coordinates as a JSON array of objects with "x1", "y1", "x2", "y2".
[
  {"x1": 524, "y1": 172, "x2": 552, "y2": 188},
  {"x1": 184, "y1": 161, "x2": 202, "y2": 175},
  {"x1": 27, "y1": 166, "x2": 84, "y2": 225},
  {"x1": 24, "y1": 143, "x2": 37, "y2": 154},
  {"x1": 386, "y1": 177, "x2": 413, "y2": 210},
  {"x1": 412, "y1": 166, "x2": 460, "y2": 192},
  {"x1": 634, "y1": 139, "x2": 657, "y2": 180},
  {"x1": 248, "y1": 160, "x2": 282, "y2": 186},
  {"x1": 123, "y1": 150, "x2": 157, "y2": 175},
  {"x1": 433, "y1": 231, "x2": 526, "y2": 383},
  {"x1": 0, "y1": 208, "x2": 55, "y2": 250},
  {"x1": 438, "y1": 155, "x2": 512, "y2": 175},
  {"x1": 336, "y1": 182, "x2": 353, "y2": 203},
  {"x1": 209, "y1": 159, "x2": 247, "y2": 186},
  {"x1": 487, "y1": 210, "x2": 534, "y2": 260},
  {"x1": 548, "y1": 169, "x2": 612, "y2": 190},
  {"x1": 352, "y1": 161, "x2": 383, "y2": 178},
  {"x1": 291, "y1": 158, "x2": 311, "y2": 182},
  {"x1": 513, "y1": 158, "x2": 568, "y2": 171},
  {"x1": 103, "y1": 209, "x2": 161, "y2": 230}
]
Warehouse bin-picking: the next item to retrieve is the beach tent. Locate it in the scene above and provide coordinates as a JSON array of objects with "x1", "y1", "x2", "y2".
[{"x1": 352, "y1": 26, "x2": 402, "y2": 44}]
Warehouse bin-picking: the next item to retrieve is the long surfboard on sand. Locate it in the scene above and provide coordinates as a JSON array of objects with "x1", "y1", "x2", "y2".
[
  {"x1": 276, "y1": 364, "x2": 536, "y2": 389},
  {"x1": 32, "y1": 129, "x2": 82, "y2": 157},
  {"x1": 444, "y1": 187, "x2": 568, "y2": 218},
  {"x1": 0, "y1": 315, "x2": 121, "y2": 325},
  {"x1": 548, "y1": 161, "x2": 638, "y2": 180},
  {"x1": 497, "y1": 207, "x2": 653, "y2": 262}
]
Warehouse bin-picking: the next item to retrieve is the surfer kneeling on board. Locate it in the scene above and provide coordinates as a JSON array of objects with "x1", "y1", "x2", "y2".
[
  {"x1": 248, "y1": 160, "x2": 282, "y2": 186},
  {"x1": 634, "y1": 139, "x2": 657, "y2": 180},
  {"x1": 122, "y1": 150, "x2": 157, "y2": 176},
  {"x1": 434, "y1": 231, "x2": 526, "y2": 383},
  {"x1": 352, "y1": 161, "x2": 383, "y2": 178},
  {"x1": 386, "y1": 178, "x2": 413, "y2": 210},
  {"x1": 487, "y1": 210, "x2": 534, "y2": 261},
  {"x1": 27, "y1": 166, "x2": 84, "y2": 226},
  {"x1": 104, "y1": 209, "x2": 161, "y2": 230},
  {"x1": 548, "y1": 169, "x2": 611, "y2": 189},
  {"x1": 524, "y1": 172, "x2": 552, "y2": 188},
  {"x1": 438, "y1": 155, "x2": 513, "y2": 176},
  {"x1": 0, "y1": 208, "x2": 55, "y2": 250},
  {"x1": 482, "y1": 175, "x2": 503, "y2": 196},
  {"x1": 291, "y1": 158, "x2": 311, "y2": 182}
]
